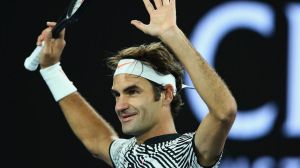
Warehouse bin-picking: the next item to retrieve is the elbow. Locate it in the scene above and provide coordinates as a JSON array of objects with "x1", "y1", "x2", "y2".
[
  {"x1": 224, "y1": 99, "x2": 237, "y2": 123},
  {"x1": 214, "y1": 98, "x2": 237, "y2": 123},
  {"x1": 225, "y1": 102, "x2": 237, "y2": 123}
]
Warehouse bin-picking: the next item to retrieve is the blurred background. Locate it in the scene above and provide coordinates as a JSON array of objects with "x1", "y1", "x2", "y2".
[{"x1": 2, "y1": 0, "x2": 300, "y2": 167}]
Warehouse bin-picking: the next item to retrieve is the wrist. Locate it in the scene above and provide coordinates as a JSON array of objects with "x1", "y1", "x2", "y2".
[
  {"x1": 40, "y1": 60, "x2": 60, "y2": 69},
  {"x1": 158, "y1": 26, "x2": 181, "y2": 42},
  {"x1": 40, "y1": 62, "x2": 77, "y2": 101}
]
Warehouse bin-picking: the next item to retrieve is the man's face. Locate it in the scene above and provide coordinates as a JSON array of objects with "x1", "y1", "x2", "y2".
[{"x1": 112, "y1": 74, "x2": 163, "y2": 136}]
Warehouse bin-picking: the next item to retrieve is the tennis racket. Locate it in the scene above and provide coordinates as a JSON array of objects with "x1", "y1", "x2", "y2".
[{"x1": 24, "y1": 0, "x2": 89, "y2": 71}]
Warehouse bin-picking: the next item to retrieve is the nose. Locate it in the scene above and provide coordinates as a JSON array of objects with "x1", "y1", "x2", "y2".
[{"x1": 115, "y1": 95, "x2": 129, "y2": 113}]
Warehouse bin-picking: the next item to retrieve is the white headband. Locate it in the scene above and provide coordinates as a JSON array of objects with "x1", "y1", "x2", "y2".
[{"x1": 114, "y1": 59, "x2": 177, "y2": 94}]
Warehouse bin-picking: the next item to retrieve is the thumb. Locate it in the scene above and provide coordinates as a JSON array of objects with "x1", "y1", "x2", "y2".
[{"x1": 131, "y1": 20, "x2": 147, "y2": 33}]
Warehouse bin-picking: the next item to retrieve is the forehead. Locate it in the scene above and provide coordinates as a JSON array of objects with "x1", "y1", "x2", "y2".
[{"x1": 112, "y1": 74, "x2": 152, "y2": 90}]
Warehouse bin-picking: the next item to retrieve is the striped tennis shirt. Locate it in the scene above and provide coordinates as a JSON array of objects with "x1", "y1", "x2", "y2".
[{"x1": 109, "y1": 132, "x2": 221, "y2": 168}]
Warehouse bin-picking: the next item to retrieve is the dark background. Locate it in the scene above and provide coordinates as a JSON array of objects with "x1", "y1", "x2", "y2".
[{"x1": 2, "y1": 0, "x2": 299, "y2": 167}]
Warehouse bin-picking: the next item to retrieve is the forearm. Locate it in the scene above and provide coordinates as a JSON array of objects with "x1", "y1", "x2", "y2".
[
  {"x1": 36, "y1": 23, "x2": 116, "y2": 165},
  {"x1": 58, "y1": 92, "x2": 118, "y2": 157},
  {"x1": 40, "y1": 63, "x2": 117, "y2": 164},
  {"x1": 160, "y1": 27, "x2": 237, "y2": 119}
]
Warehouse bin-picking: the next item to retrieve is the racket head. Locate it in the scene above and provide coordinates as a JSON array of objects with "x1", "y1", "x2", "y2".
[
  {"x1": 52, "y1": 0, "x2": 89, "y2": 38},
  {"x1": 67, "y1": 0, "x2": 87, "y2": 18}
]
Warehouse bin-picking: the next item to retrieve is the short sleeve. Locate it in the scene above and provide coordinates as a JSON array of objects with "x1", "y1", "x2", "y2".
[{"x1": 109, "y1": 138, "x2": 131, "y2": 167}]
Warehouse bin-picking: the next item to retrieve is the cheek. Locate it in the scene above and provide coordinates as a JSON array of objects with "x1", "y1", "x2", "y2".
[
  {"x1": 130, "y1": 94, "x2": 161, "y2": 117},
  {"x1": 142, "y1": 101, "x2": 161, "y2": 119}
]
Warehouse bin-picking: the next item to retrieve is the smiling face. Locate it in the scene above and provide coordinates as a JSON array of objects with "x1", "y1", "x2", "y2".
[{"x1": 111, "y1": 74, "x2": 164, "y2": 136}]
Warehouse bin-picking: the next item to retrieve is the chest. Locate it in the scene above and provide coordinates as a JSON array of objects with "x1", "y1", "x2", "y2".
[{"x1": 117, "y1": 141, "x2": 198, "y2": 168}]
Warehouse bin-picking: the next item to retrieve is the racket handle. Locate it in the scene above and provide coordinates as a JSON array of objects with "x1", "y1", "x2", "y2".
[{"x1": 24, "y1": 43, "x2": 45, "y2": 71}]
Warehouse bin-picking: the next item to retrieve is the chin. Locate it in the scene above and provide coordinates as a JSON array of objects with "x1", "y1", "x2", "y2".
[
  {"x1": 122, "y1": 125, "x2": 141, "y2": 136},
  {"x1": 122, "y1": 126, "x2": 134, "y2": 135}
]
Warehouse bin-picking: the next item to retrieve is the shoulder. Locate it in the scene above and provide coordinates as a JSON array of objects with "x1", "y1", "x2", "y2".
[
  {"x1": 109, "y1": 137, "x2": 136, "y2": 167},
  {"x1": 109, "y1": 137, "x2": 135, "y2": 153}
]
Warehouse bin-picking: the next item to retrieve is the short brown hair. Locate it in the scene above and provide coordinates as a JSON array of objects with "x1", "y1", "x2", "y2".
[{"x1": 107, "y1": 42, "x2": 184, "y2": 117}]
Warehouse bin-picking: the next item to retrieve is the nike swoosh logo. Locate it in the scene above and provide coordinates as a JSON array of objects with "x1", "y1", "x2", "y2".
[{"x1": 117, "y1": 61, "x2": 134, "y2": 68}]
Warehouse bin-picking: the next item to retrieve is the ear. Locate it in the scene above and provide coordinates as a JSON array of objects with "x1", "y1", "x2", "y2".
[{"x1": 162, "y1": 84, "x2": 174, "y2": 106}]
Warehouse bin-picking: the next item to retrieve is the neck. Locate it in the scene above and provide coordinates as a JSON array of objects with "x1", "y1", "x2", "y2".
[{"x1": 136, "y1": 110, "x2": 176, "y2": 144}]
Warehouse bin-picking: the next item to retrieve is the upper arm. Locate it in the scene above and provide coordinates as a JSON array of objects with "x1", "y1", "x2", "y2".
[
  {"x1": 92, "y1": 137, "x2": 117, "y2": 167},
  {"x1": 194, "y1": 111, "x2": 236, "y2": 166}
]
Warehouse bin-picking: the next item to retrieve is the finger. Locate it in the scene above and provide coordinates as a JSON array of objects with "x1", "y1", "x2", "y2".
[
  {"x1": 37, "y1": 22, "x2": 55, "y2": 45},
  {"x1": 53, "y1": 38, "x2": 66, "y2": 52},
  {"x1": 53, "y1": 28, "x2": 66, "y2": 51},
  {"x1": 37, "y1": 28, "x2": 48, "y2": 45},
  {"x1": 142, "y1": 0, "x2": 155, "y2": 13},
  {"x1": 58, "y1": 28, "x2": 66, "y2": 39},
  {"x1": 131, "y1": 20, "x2": 147, "y2": 33},
  {"x1": 43, "y1": 28, "x2": 53, "y2": 54},
  {"x1": 37, "y1": 34, "x2": 43, "y2": 46},
  {"x1": 153, "y1": 0, "x2": 162, "y2": 9},
  {"x1": 46, "y1": 21, "x2": 56, "y2": 27},
  {"x1": 170, "y1": 0, "x2": 176, "y2": 6},
  {"x1": 162, "y1": 0, "x2": 170, "y2": 5}
]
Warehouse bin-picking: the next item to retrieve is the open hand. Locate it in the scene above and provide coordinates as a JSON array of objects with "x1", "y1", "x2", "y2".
[{"x1": 131, "y1": 0, "x2": 177, "y2": 38}]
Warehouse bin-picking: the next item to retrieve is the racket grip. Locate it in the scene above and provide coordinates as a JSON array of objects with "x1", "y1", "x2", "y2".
[{"x1": 24, "y1": 43, "x2": 45, "y2": 71}]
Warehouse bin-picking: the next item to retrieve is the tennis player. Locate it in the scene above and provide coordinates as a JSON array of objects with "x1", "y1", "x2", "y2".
[{"x1": 36, "y1": 0, "x2": 237, "y2": 167}]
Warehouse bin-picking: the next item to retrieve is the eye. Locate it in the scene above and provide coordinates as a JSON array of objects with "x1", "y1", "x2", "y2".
[{"x1": 127, "y1": 89, "x2": 140, "y2": 95}]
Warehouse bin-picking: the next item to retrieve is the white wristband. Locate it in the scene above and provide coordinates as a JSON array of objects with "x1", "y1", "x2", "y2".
[{"x1": 40, "y1": 62, "x2": 77, "y2": 102}]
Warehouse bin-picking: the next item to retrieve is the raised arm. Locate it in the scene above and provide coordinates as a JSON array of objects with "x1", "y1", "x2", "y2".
[
  {"x1": 37, "y1": 22, "x2": 118, "y2": 166},
  {"x1": 131, "y1": 0, "x2": 237, "y2": 166}
]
